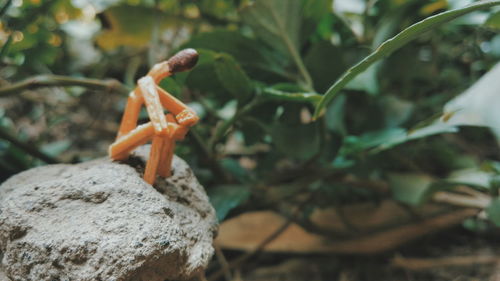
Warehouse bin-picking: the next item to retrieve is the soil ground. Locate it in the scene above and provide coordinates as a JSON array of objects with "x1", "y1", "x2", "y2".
[{"x1": 210, "y1": 227, "x2": 500, "y2": 281}]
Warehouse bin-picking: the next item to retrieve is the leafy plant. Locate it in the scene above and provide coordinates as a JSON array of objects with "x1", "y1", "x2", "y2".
[{"x1": 3, "y1": 0, "x2": 500, "y2": 232}]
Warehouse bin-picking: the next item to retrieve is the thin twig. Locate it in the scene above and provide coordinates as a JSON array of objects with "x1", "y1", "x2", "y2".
[
  {"x1": 208, "y1": 192, "x2": 316, "y2": 281},
  {"x1": 208, "y1": 98, "x2": 262, "y2": 151},
  {"x1": 0, "y1": 34, "x2": 12, "y2": 60},
  {"x1": 214, "y1": 244, "x2": 232, "y2": 281},
  {"x1": 188, "y1": 128, "x2": 229, "y2": 181},
  {"x1": 0, "y1": 75, "x2": 130, "y2": 97},
  {"x1": 208, "y1": 219, "x2": 293, "y2": 281},
  {"x1": 0, "y1": 0, "x2": 12, "y2": 18},
  {"x1": 392, "y1": 254, "x2": 500, "y2": 271},
  {"x1": 0, "y1": 127, "x2": 59, "y2": 164}
]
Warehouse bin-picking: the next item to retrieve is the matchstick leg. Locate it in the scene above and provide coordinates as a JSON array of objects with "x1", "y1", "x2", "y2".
[{"x1": 144, "y1": 136, "x2": 167, "y2": 185}]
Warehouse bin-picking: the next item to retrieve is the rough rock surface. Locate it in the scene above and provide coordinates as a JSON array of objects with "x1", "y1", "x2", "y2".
[{"x1": 0, "y1": 146, "x2": 217, "y2": 281}]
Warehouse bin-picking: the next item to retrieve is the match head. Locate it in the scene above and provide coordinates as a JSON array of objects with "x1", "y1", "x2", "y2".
[{"x1": 167, "y1": 48, "x2": 199, "y2": 74}]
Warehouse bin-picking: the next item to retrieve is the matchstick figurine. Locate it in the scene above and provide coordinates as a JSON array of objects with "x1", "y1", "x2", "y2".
[{"x1": 109, "y1": 49, "x2": 200, "y2": 185}]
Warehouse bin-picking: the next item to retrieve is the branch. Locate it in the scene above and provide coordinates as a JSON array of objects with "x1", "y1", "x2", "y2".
[
  {"x1": 392, "y1": 254, "x2": 500, "y2": 271},
  {"x1": 0, "y1": 75, "x2": 130, "y2": 97},
  {"x1": 208, "y1": 219, "x2": 293, "y2": 281},
  {"x1": 0, "y1": 0, "x2": 12, "y2": 17},
  {"x1": 0, "y1": 127, "x2": 59, "y2": 164}
]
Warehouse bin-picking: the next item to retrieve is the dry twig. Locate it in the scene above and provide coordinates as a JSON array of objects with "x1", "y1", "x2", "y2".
[{"x1": 392, "y1": 254, "x2": 500, "y2": 271}]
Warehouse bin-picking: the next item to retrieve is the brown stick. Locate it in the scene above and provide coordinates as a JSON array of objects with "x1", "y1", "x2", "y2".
[
  {"x1": 214, "y1": 244, "x2": 233, "y2": 281},
  {"x1": 0, "y1": 75, "x2": 130, "y2": 97},
  {"x1": 0, "y1": 127, "x2": 59, "y2": 164},
  {"x1": 208, "y1": 219, "x2": 293, "y2": 281},
  {"x1": 392, "y1": 255, "x2": 500, "y2": 271}
]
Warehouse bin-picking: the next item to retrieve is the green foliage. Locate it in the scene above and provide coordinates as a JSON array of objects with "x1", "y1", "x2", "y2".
[
  {"x1": 487, "y1": 198, "x2": 500, "y2": 226},
  {"x1": 313, "y1": 0, "x2": 500, "y2": 118},
  {"x1": 209, "y1": 184, "x2": 251, "y2": 222},
  {"x1": 213, "y1": 53, "x2": 254, "y2": 103},
  {"x1": 3, "y1": 0, "x2": 500, "y2": 227}
]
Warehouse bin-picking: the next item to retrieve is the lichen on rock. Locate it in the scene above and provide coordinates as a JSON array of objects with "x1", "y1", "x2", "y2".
[{"x1": 0, "y1": 146, "x2": 217, "y2": 281}]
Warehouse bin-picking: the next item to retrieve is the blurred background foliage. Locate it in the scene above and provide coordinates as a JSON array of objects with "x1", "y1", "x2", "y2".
[{"x1": 3, "y1": 0, "x2": 500, "y2": 241}]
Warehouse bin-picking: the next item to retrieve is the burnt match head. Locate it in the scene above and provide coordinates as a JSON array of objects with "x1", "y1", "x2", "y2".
[{"x1": 167, "y1": 48, "x2": 199, "y2": 74}]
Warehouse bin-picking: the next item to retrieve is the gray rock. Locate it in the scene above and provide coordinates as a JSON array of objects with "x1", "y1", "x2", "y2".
[{"x1": 0, "y1": 146, "x2": 217, "y2": 281}]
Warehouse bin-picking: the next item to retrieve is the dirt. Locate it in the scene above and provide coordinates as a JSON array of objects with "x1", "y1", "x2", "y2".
[{"x1": 210, "y1": 227, "x2": 500, "y2": 281}]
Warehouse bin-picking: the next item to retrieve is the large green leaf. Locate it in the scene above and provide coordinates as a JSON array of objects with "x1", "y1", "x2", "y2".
[
  {"x1": 485, "y1": 11, "x2": 500, "y2": 29},
  {"x1": 270, "y1": 122, "x2": 321, "y2": 160},
  {"x1": 335, "y1": 58, "x2": 500, "y2": 156},
  {"x1": 184, "y1": 30, "x2": 289, "y2": 80},
  {"x1": 406, "y1": 61, "x2": 500, "y2": 142},
  {"x1": 240, "y1": 0, "x2": 301, "y2": 57},
  {"x1": 184, "y1": 49, "x2": 234, "y2": 105},
  {"x1": 388, "y1": 173, "x2": 434, "y2": 206},
  {"x1": 304, "y1": 41, "x2": 346, "y2": 93},
  {"x1": 214, "y1": 53, "x2": 254, "y2": 103},
  {"x1": 487, "y1": 198, "x2": 500, "y2": 226},
  {"x1": 301, "y1": 0, "x2": 333, "y2": 41},
  {"x1": 314, "y1": 0, "x2": 500, "y2": 118},
  {"x1": 209, "y1": 184, "x2": 251, "y2": 222}
]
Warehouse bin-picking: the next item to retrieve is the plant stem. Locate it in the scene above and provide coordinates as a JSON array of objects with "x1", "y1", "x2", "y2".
[
  {"x1": 0, "y1": 0, "x2": 12, "y2": 18},
  {"x1": 261, "y1": 87, "x2": 321, "y2": 105},
  {"x1": 0, "y1": 75, "x2": 130, "y2": 97},
  {"x1": 0, "y1": 34, "x2": 12, "y2": 60},
  {"x1": 314, "y1": 0, "x2": 500, "y2": 118},
  {"x1": 0, "y1": 127, "x2": 59, "y2": 164},
  {"x1": 189, "y1": 128, "x2": 229, "y2": 181},
  {"x1": 207, "y1": 88, "x2": 321, "y2": 151},
  {"x1": 208, "y1": 219, "x2": 293, "y2": 281},
  {"x1": 208, "y1": 98, "x2": 262, "y2": 151}
]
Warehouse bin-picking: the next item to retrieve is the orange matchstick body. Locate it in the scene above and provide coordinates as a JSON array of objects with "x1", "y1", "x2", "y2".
[{"x1": 109, "y1": 49, "x2": 199, "y2": 185}]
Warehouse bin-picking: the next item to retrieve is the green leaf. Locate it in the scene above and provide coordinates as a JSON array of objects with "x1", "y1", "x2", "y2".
[
  {"x1": 240, "y1": 0, "x2": 301, "y2": 57},
  {"x1": 314, "y1": 0, "x2": 500, "y2": 118},
  {"x1": 240, "y1": 0, "x2": 313, "y2": 87},
  {"x1": 184, "y1": 49, "x2": 233, "y2": 104},
  {"x1": 220, "y1": 158, "x2": 253, "y2": 183},
  {"x1": 409, "y1": 61, "x2": 500, "y2": 142},
  {"x1": 304, "y1": 41, "x2": 346, "y2": 93},
  {"x1": 485, "y1": 11, "x2": 500, "y2": 29},
  {"x1": 338, "y1": 127, "x2": 407, "y2": 156},
  {"x1": 184, "y1": 30, "x2": 289, "y2": 79},
  {"x1": 303, "y1": 0, "x2": 332, "y2": 23},
  {"x1": 209, "y1": 184, "x2": 251, "y2": 222},
  {"x1": 388, "y1": 173, "x2": 434, "y2": 206},
  {"x1": 301, "y1": 0, "x2": 333, "y2": 40},
  {"x1": 270, "y1": 122, "x2": 321, "y2": 160},
  {"x1": 487, "y1": 198, "x2": 500, "y2": 226},
  {"x1": 214, "y1": 53, "x2": 254, "y2": 103}
]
